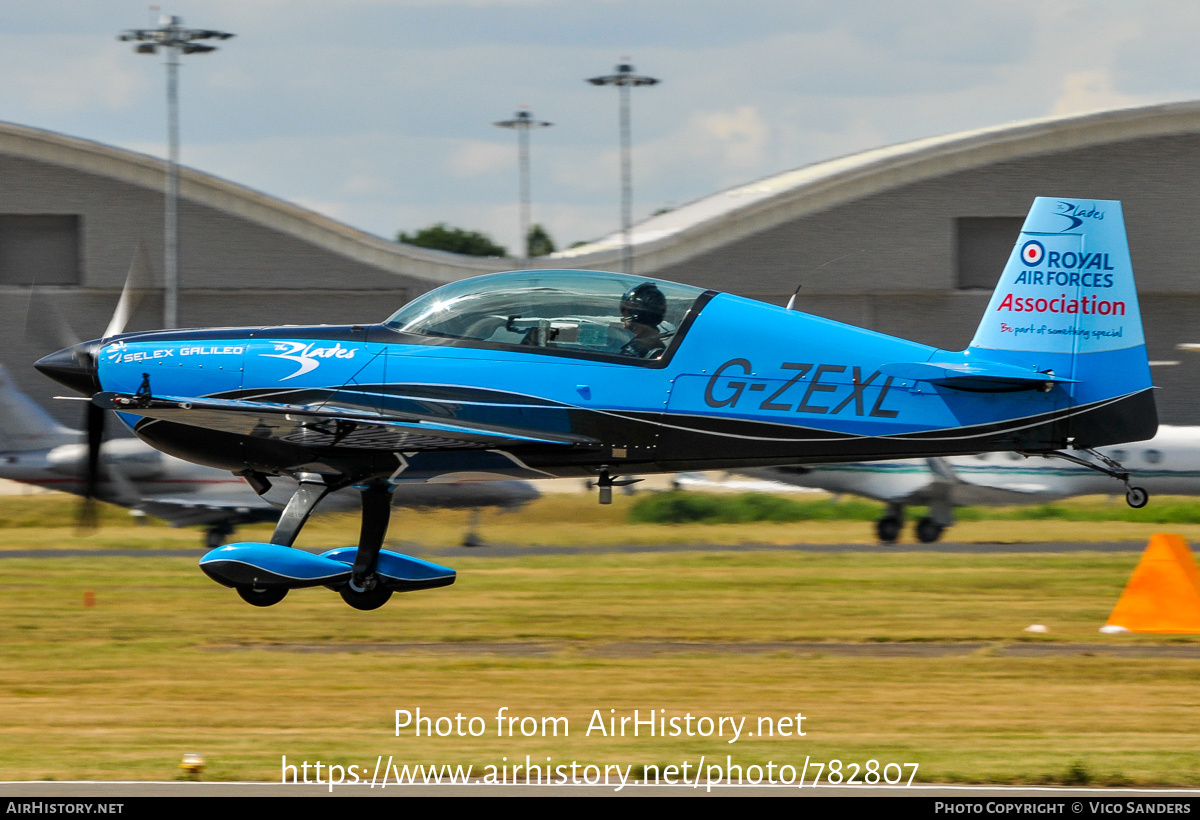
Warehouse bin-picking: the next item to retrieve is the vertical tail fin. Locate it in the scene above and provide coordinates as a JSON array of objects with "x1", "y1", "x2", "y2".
[
  {"x1": 0, "y1": 364, "x2": 77, "y2": 452},
  {"x1": 969, "y1": 197, "x2": 1156, "y2": 446}
]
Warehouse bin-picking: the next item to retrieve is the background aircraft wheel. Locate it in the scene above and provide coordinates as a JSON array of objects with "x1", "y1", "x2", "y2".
[
  {"x1": 340, "y1": 583, "x2": 394, "y2": 611},
  {"x1": 875, "y1": 516, "x2": 902, "y2": 544},
  {"x1": 236, "y1": 585, "x2": 287, "y2": 607},
  {"x1": 915, "y1": 517, "x2": 944, "y2": 543},
  {"x1": 1125, "y1": 487, "x2": 1149, "y2": 509}
]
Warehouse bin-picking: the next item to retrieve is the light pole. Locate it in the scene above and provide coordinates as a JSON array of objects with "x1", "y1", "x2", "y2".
[
  {"x1": 493, "y1": 108, "x2": 552, "y2": 260},
  {"x1": 118, "y1": 15, "x2": 233, "y2": 329},
  {"x1": 587, "y1": 62, "x2": 659, "y2": 274}
]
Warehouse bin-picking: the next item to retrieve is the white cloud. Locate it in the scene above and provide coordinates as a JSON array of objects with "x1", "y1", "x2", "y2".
[
  {"x1": 1053, "y1": 71, "x2": 1147, "y2": 118},
  {"x1": 7, "y1": 1, "x2": 1200, "y2": 253},
  {"x1": 446, "y1": 139, "x2": 514, "y2": 178},
  {"x1": 341, "y1": 174, "x2": 394, "y2": 196},
  {"x1": 688, "y1": 105, "x2": 770, "y2": 170},
  {"x1": 0, "y1": 37, "x2": 147, "y2": 114}
]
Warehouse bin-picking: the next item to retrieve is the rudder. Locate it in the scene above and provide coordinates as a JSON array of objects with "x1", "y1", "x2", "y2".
[{"x1": 969, "y1": 197, "x2": 1156, "y2": 447}]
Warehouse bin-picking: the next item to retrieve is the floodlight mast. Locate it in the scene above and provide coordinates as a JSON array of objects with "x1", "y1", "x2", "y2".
[
  {"x1": 493, "y1": 109, "x2": 552, "y2": 260},
  {"x1": 118, "y1": 15, "x2": 234, "y2": 329},
  {"x1": 587, "y1": 62, "x2": 659, "y2": 275}
]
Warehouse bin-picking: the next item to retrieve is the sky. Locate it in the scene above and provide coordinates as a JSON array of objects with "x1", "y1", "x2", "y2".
[{"x1": 1, "y1": 1, "x2": 1199, "y2": 254}]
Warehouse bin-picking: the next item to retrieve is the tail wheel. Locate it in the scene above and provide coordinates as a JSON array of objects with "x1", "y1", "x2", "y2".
[
  {"x1": 236, "y1": 585, "x2": 287, "y2": 607},
  {"x1": 1125, "y1": 487, "x2": 1149, "y2": 509}
]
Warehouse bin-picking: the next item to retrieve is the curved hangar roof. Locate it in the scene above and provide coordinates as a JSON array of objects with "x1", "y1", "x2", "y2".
[
  {"x1": 5, "y1": 101, "x2": 1200, "y2": 292},
  {"x1": 0, "y1": 119, "x2": 508, "y2": 291},
  {"x1": 556, "y1": 99, "x2": 1200, "y2": 292}
]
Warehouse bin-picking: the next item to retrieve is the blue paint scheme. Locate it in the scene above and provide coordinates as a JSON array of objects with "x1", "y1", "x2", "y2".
[
  {"x1": 94, "y1": 199, "x2": 1153, "y2": 458},
  {"x1": 199, "y1": 542, "x2": 353, "y2": 587},
  {"x1": 321, "y1": 547, "x2": 456, "y2": 586},
  {"x1": 39, "y1": 197, "x2": 1160, "y2": 607},
  {"x1": 199, "y1": 543, "x2": 456, "y2": 591}
]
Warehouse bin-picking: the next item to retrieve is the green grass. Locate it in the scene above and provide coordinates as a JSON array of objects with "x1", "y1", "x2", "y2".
[
  {"x1": 629, "y1": 492, "x2": 884, "y2": 523},
  {"x1": 1, "y1": 544, "x2": 1199, "y2": 785},
  {"x1": 7, "y1": 492, "x2": 1200, "y2": 553},
  {"x1": 630, "y1": 491, "x2": 1200, "y2": 525}
]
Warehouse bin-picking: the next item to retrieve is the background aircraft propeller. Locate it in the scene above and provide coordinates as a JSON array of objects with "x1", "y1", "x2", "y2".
[{"x1": 26, "y1": 242, "x2": 156, "y2": 530}]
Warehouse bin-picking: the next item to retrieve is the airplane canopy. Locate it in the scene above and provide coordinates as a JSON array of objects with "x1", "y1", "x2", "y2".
[{"x1": 383, "y1": 270, "x2": 707, "y2": 361}]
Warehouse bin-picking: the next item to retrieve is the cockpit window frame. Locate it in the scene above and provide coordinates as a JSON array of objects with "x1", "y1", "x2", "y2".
[{"x1": 380, "y1": 272, "x2": 717, "y2": 369}]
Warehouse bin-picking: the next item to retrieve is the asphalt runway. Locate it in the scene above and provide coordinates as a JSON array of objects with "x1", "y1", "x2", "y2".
[{"x1": 0, "y1": 540, "x2": 1151, "y2": 560}]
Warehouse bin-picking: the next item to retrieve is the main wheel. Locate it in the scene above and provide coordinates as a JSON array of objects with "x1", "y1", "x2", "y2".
[
  {"x1": 1126, "y1": 486, "x2": 1149, "y2": 509},
  {"x1": 236, "y1": 585, "x2": 288, "y2": 607},
  {"x1": 915, "y1": 517, "x2": 944, "y2": 543},
  {"x1": 340, "y1": 582, "x2": 393, "y2": 611},
  {"x1": 875, "y1": 516, "x2": 902, "y2": 544}
]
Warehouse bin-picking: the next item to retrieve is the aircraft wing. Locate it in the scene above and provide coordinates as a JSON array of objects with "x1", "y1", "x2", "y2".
[
  {"x1": 94, "y1": 392, "x2": 600, "y2": 451},
  {"x1": 136, "y1": 495, "x2": 279, "y2": 528},
  {"x1": 926, "y1": 457, "x2": 1059, "y2": 504}
]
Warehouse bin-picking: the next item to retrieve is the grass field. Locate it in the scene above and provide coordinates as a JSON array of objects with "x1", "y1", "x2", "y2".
[
  {"x1": 1, "y1": 494, "x2": 1199, "y2": 786},
  {"x1": 8, "y1": 491, "x2": 1200, "y2": 550}
]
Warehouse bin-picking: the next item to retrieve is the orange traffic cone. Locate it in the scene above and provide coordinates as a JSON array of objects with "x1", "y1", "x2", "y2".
[{"x1": 1103, "y1": 534, "x2": 1200, "y2": 633}]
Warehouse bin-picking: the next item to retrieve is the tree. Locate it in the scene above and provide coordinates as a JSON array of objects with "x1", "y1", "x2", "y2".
[
  {"x1": 526, "y1": 224, "x2": 556, "y2": 257},
  {"x1": 396, "y1": 223, "x2": 507, "y2": 257}
]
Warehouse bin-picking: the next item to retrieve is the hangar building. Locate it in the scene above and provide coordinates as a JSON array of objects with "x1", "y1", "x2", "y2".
[{"x1": 2, "y1": 101, "x2": 1200, "y2": 423}]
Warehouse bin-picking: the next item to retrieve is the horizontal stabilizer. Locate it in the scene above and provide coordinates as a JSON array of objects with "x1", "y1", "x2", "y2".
[
  {"x1": 880, "y1": 361, "x2": 1075, "y2": 390},
  {"x1": 139, "y1": 497, "x2": 278, "y2": 528}
]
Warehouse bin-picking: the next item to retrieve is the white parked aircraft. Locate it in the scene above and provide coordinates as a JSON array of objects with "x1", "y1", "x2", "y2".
[
  {"x1": 746, "y1": 426, "x2": 1200, "y2": 543},
  {"x1": 0, "y1": 365, "x2": 538, "y2": 546}
]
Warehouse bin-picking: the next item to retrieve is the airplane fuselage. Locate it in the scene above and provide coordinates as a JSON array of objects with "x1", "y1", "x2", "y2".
[{"x1": 90, "y1": 290, "x2": 1153, "y2": 487}]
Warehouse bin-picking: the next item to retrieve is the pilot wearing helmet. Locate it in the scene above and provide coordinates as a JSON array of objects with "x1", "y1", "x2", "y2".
[{"x1": 618, "y1": 282, "x2": 668, "y2": 358}]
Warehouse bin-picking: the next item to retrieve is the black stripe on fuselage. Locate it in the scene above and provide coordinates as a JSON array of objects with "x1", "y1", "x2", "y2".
[{"x1": 129, "y1": 386, "x2": 1155, "y2": 481}]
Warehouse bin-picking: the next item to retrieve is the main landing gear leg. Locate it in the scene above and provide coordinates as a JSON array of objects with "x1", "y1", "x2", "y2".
[
  {"x1": 1029, "y1": 449, "x2": 1149, "y2": 509},
  {"x1": 341, "y1": 481, "x2": 394, "y2": 611},
  {"x1": 271, "y1": 473, "x2": 334, "y2": 547},
  {"x1": 462, "y1": 508, "x2": 484, "y2": 547},
  {"x1": 232, "y1": 473, "x2": 333, "y2": 607}
]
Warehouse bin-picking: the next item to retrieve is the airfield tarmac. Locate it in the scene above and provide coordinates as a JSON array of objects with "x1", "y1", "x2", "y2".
[{"x1": 0, "y1": 539, "x2": 1158, "y2": 559}]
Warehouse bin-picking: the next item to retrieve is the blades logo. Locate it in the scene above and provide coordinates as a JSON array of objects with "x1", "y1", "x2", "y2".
[
  {"x1": 1056, "y1": 201, "x2": 1104, "y2": 232},
  {"x1": 263, "y1": 341, "x2": 357, "y2": 381}
]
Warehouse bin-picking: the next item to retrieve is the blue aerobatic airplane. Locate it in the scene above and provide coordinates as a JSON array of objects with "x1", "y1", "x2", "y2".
[{"x1": 36, "y1": 197, "x2": 1157, "y2": 609}]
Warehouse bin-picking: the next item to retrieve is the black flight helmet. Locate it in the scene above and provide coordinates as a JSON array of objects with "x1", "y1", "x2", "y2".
[{"x1": 620, "y1": 282, "x2": 667, "y2": 327}]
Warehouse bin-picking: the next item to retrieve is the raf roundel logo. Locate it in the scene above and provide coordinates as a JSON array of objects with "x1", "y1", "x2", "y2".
[{"x1": 1020, "y1": 240, "x2": 1045, "y2": 266}]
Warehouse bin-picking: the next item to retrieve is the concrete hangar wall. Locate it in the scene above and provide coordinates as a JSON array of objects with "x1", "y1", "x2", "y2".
[
  {"x1": 2, "y1": 101, "x2": 1200, "y2": 424},
  {"x1": 0, "y1": 120, "x2": 516, "y2": 417}
]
